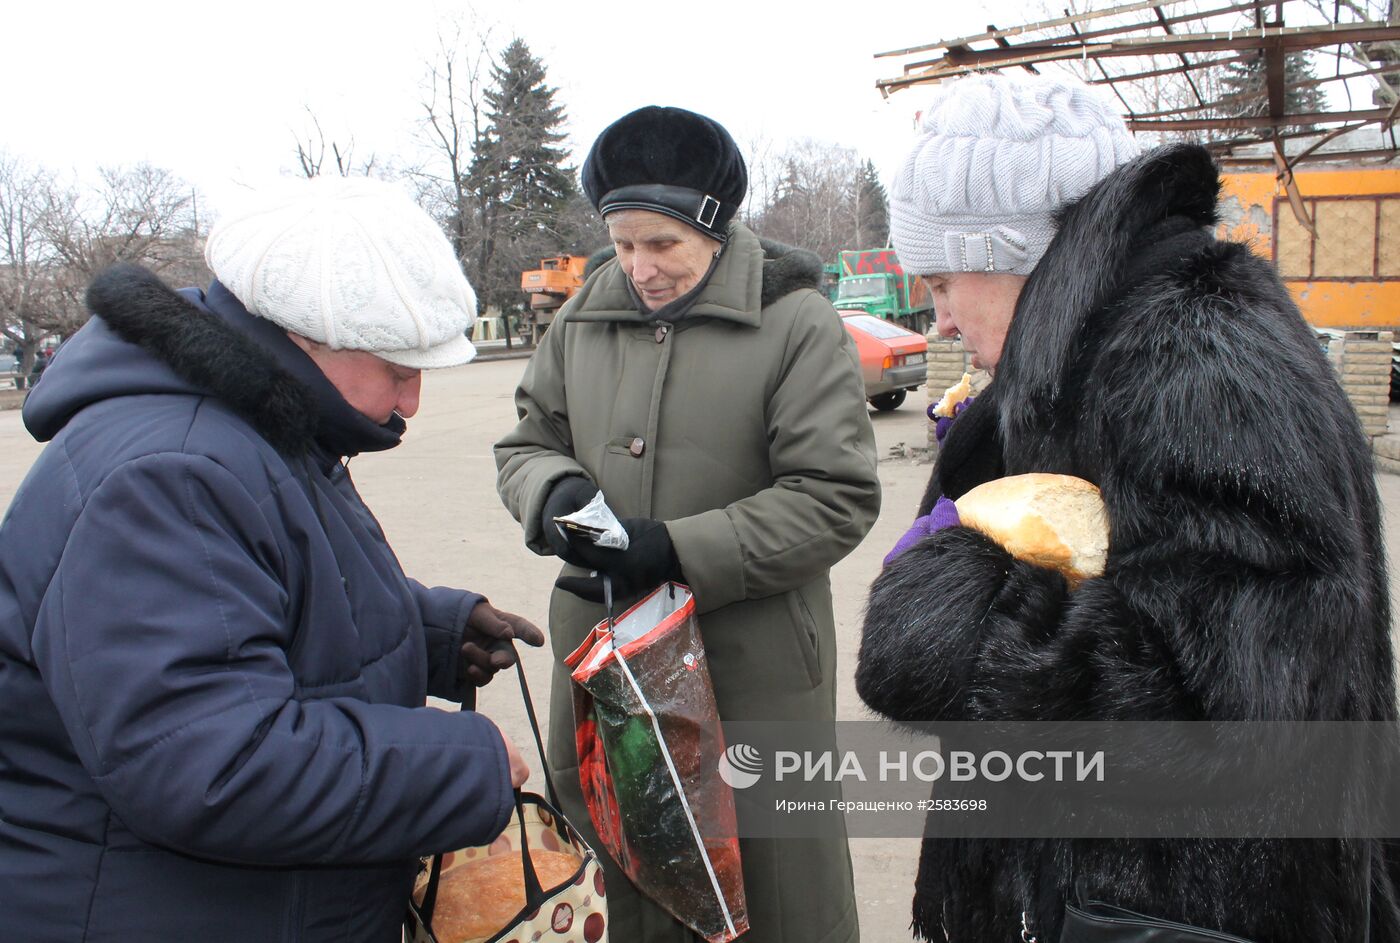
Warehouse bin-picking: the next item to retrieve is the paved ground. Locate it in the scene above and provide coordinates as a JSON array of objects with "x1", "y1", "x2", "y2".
[{"x1": 4, "y1": 360, "x2": 1400, "y2": 940}]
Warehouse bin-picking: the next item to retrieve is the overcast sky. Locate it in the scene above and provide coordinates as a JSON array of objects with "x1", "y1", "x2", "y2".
[{"x1": 0, "y1": 0, "x2": 1053, "y2": 216}]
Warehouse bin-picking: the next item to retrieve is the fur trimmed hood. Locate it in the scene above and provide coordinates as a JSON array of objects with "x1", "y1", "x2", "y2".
[
  {"x1": 581, "y1": 229, "x2": 823, "y2": 311},
  {"x1": 26, "y1": 265, "x2": 400, "y2": 458},
  {"x1": 80, "y1": 265, "x2": 315, "y2": 453}
]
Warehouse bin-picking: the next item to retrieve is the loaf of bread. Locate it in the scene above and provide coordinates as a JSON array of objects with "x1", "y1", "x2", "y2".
[
  {"x1": 955, "y1": 473, "x2": 1109, "y2": 584},
  {"x1": 430, "y1": 849, "x2": 581, "y2": 942},
  {"x1": 932, "y1": 373, "x2": 973, "y2": 419}
]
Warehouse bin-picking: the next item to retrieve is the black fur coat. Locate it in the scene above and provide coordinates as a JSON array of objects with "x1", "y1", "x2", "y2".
[{"x1": 856, "y1": 145, "x2": 1399, "y2": 941}]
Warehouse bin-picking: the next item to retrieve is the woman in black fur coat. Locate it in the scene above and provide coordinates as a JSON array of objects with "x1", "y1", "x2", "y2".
[{"x1": 858, "y1": 73, "x2": 1398, "y2": 941}]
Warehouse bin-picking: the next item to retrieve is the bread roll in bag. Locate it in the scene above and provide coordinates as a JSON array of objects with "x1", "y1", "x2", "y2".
[
  {"x1": 955, "y1": 474, "x2": 1109, "y2": 583},
  {"x1": 423, "y1": 848, "x2": 582, "y2": 942}
]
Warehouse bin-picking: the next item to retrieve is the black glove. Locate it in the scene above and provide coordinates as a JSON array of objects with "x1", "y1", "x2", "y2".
[
  {"x1": 555, "y1": 517, "x2": 684, "y2": 604},
  {"x1": 457, "y1": 601, "x2": 546, "y2": 688},
  {"x1": 540, "y1": 476, "x2": 599, "y2": 564}
]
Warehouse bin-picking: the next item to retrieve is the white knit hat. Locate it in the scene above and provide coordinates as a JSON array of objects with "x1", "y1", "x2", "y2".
[
  {"x1": 890, "y1": 72, "x2": 1139, "y2": 276},
  {"x1": 204, "y1": 176, "x2": 477, "y2": 369}
]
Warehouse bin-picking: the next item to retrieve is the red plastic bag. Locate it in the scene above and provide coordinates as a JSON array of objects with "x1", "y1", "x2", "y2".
[{"x1": 565, "y1": 581, "x2": 748, "y2": 943}]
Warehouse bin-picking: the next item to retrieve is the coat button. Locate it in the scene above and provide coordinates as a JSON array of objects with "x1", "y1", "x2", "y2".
[
  {"x1": 629, "y1": 437, "x2": 645, "y2": 457},
  {"x1": 655, "y1": 324, "x2": 670, "y2": 343}
]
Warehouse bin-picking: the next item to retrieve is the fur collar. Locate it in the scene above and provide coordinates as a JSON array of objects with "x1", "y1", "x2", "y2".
[
  {"x1": 755, "y1": 236, "x2": 823, "y2": 307},
  {"x1": 995, "y1": 144, "x2": 1220, "y2": 448},
  {"x1": 85, "y1": 264, "x2": 318, "y2": 455},
  {"x1": 582, "y1": 232, "x2": 822, "y2": 310}
]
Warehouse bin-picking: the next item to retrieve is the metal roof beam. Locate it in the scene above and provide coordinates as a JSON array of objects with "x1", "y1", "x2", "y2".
[
  {"x1": 879, "y1": 24, "x2": 1400, "y2": 94},
  {"x1": 895, "y1": 0, "x2": 1261, "y2": 74},
  {"x1": 1218, "y1": 146, "x2": 1400, "y2": 164},
  {"x1": 1127, "y1": 107, "x2": 1391, "y2": 129},
  {"x1": 1154, "y1": 5, "x2": 1208, "y2": 107},
  {"x1": 875, "y1": 0, "x2": 1186, "y2": 59},
  {"x1": 1090, "y1": 52, "x2": 1253, "y2": 84},
  {"x1": 1131, "y1": 62, "x2": 1400, "y2": 117}
]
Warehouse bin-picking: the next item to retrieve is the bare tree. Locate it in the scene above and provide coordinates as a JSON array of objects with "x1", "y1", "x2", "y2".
[
  {"x1": 751, "y1": 139, "x2": 867, "y2": 260},
  {"x1": 1037, "y1": 0, "x2": 1374, "y2": 146},
  {"x1": 1, "y1": 153, "x2": 210, "y2": 385},
  {"x1": 741, "y1": 131, "x2": 782, "y2": 225},
  {"x1": 417, "y1": 22, "x2": 585, "y2": 349},
  {"x1": 35, "y1": 164, "x2": 207, "y2": 338},
  {"x1": 1300, "y1": 0, "x2": 1400, "y2": 106},
  {"x1": 1037, "y1": 0, "x2": 1232, "y2": 147},
  {"x1": 292, "y1": 106, "x2": 378, "y2": 178},
  {"x1": 41, "y1": 164, "x2": 197, "y2": 277},
  {"x1": 0, "y1": 152, "x2": 59, "y2": 387},
  {"x1": 417, "y1": 18, "x2": 495, "y2": 273}
]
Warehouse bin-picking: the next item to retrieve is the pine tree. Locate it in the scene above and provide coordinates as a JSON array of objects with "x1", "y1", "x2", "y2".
[
  {"x1": 1218, "y1": 49, "x2": 1327, "y2": 120},
  {"x1": 854, "y1": 159, "x2": 889, "y2": 248},
  {"x1": 466, "y1": 38, "x2": 577, "y2": 317}
]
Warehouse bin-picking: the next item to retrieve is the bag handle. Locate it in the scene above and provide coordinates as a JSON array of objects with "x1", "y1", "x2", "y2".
[
  {"x1": 601, "y1": 575, "x2": 677, "y2": 639},
  {"x1": 510, "y1": 651, "x2": 561, "y2": 812},
  {"x1": 471, "y1": 640, "x2": 563, "y2": 821},
  {"x1": 513, "y1": 791, "x2": 548, "y2": 907},
  {"x1": 415, "y1": 644, "x2": 562, "y2": 936},
  {"x1": 418, "y1": 850, "x2": 445, "y2": 929}
]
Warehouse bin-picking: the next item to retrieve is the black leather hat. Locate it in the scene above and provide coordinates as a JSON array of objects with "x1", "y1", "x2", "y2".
[{"x1": 582, "y1": 106, "x2": 748, "y2": 243}]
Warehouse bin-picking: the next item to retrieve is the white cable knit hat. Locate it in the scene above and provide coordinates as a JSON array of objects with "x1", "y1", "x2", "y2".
[
  {"x1": 204, "y1": 176, "x2": 477, "y2": 369},
  {"x1": 890, "y1": 72, "x2": 1139, "y2": 276}
]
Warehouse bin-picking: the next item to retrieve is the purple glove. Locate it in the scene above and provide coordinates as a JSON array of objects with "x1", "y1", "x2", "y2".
[
  {"x1": 930, "y1": 396, "x2": 973, "y2": 446},
  {"x1": 883, "y1": 496, "x2": 960, "y2": 567}
]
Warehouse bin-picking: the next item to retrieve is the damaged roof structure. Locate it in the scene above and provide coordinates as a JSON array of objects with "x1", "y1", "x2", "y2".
[{"x1": 874, "y1": 0, "x2": 1400, "y2": 172}]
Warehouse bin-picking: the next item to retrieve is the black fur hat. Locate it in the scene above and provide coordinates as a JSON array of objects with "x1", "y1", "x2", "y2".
[{"x1": 582, "y1": 106, "x2": 747, "y2": 243}]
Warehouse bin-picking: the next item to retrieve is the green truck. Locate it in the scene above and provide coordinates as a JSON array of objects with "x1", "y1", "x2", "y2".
[{"x1": 833, "y1": 248, "x2": 933, "y2": 334}]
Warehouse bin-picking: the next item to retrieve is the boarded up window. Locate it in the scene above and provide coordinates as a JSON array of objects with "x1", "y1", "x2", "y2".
[
  {"x1": 1273, "y1": 195, "x2": 1400, "y2": 280},
  {"x1": 1275, "y1": 202, "x2": 1312, "y2": 278},
  {"x1": 1380, "y1": 199, "x2": 1400, "y2": 277},
  {"x1": 1314, "y1": 201, "x2": 1377, "y2": 277}
]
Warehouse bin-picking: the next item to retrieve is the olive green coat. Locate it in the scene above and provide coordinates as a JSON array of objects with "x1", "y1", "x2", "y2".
[{"x1": 495, "y1": 224, "x2": 880, "y2": 943}]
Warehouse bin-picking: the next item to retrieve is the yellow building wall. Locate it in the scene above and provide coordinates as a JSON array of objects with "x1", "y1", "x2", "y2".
[{"x1": 1219, "y1": 166, "x2": 1400, "y2": 330}]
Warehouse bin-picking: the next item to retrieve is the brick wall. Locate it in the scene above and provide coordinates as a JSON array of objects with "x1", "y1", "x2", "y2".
[
  {"x1": 1328, "y1": 331, "x2": 1393, "y2": 439},
  {"x1": 923, "y1": 334, "x2": 993, "y2": 447}
]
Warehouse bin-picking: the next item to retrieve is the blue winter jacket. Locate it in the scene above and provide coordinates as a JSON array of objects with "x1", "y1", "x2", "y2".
[{"x1": 0, "y1": 266, "x2": 514, "y2": 941}]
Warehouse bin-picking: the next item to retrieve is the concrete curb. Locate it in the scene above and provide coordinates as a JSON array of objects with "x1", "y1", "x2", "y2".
[
  {"x1": 471, "y1": 348, "x2": 536, "y2": 364},
  {"x1": 1375, "y1": 427, "x2": 1400, "y2": 476}
]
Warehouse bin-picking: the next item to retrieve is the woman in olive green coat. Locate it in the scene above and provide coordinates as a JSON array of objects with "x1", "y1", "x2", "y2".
[{"x1": 494, "y1": 106, "x2": 880, "y2": 943}]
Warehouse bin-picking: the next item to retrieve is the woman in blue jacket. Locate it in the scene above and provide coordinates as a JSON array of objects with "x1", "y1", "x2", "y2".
[{"x1": 0, "y1": 177, "x2": 540, "y2": 941}]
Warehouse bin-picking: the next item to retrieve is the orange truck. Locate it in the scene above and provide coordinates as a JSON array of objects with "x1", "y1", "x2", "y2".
[
  {"x1": 520, "y1": 255, "x2": 588, "y2": 344},
  {"x1": 1218, "y1": 165, "x2": 1400, "y2": 331}
]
